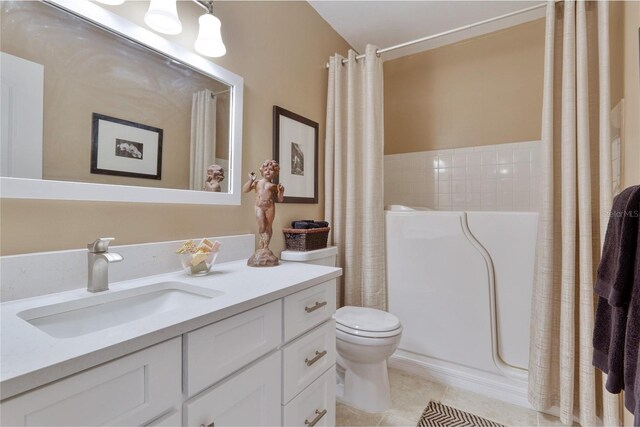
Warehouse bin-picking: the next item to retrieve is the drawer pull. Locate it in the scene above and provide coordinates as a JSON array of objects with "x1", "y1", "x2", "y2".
[
  {"x1": 305, "y1": 409, "x2": 327, "y2": 426},
  {"x1": 304, "y1": 301, "x2": 327, "y2": 313},
  {"x1": 199, "y1": 423, "x2": 214, "y2": 427},
  {"x1": 305, "y1": 350, "x2": 327, "y2": 366}
]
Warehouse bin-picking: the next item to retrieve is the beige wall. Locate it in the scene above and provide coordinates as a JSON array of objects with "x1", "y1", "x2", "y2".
[
  {"x1": 610, "y1": 2, "x2": 625, "y2": 108},
  {"x1": 384, "y1": 19, "x2": 545, "y2": 155},
  {"x1": 623, "y1": 1, "x2": 640, "y2": 189},
  {"x1": 615, "y1": 2, "x2": 639, "y2": 424},
  {"x1": 622, "y1": 2, "x2": 640, "y2": 423},
  {"x1": 0, "y1": 1, "x2": 351, "y2": 255}
]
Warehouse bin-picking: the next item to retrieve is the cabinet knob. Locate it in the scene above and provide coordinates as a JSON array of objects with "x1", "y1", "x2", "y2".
[
  {"x1": 304, "y1": 409, "x2": 327, "y2": 427},
  {"x1": 305, "y1": 350, "x2": 327, "y2": 366},
  {"x1": 304, "y1": 301, "x2": 327, "y2": 313}
]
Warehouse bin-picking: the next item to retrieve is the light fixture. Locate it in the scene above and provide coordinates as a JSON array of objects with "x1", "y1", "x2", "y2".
[
  {"x1": 94, "y1": 0, "x2": 125, "y2": 5},
  {"x1": 194, "y1": 3, "x2": 226, "y2": 58},
  {"x1": 144, "y1": 0, "x2": 182, "y2": 35},
  {"x1": 137, "y1": 0, "x2": 226, "y2": 58}
]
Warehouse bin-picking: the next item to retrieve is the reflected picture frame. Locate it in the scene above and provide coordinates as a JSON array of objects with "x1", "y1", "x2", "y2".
[
  {"x1": 272, "y1": 106, "x2": 319, "y2": 204},
  {"x1": 91, "y1": 113, "x2": 163, "y2": 180}
]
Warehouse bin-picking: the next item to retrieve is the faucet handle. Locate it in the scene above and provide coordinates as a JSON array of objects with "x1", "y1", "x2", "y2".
[{"x1": 88, "y1": 237, "x2": 115, "y2": 253}]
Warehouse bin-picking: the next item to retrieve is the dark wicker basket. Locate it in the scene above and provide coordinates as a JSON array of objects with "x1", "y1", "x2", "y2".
[{"x1": 283, "y1": 227, "x2": 330, "y2": 251}]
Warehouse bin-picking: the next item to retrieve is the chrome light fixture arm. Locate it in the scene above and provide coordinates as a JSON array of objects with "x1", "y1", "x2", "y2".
[{"x1": 192, "y1": 0, "x2": 214, "y2": 15}]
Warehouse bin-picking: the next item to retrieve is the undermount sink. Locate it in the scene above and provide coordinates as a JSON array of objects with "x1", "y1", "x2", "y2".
[{"x1": 17, "y1": 282, "x2": 223, "y2": 339}]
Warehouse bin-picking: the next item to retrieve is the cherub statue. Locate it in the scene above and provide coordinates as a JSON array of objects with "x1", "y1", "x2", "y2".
[
  {"x1": 204, "y1": 164, "x2": 224, "y2": 192},
  {"x1": 243, "y1": 159, "x2": 285, "y2": 267}
]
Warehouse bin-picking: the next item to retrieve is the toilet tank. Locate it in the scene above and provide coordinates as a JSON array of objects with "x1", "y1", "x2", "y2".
[{"x1": 280, "y1": 247, "x2": 338, "y2": 267}]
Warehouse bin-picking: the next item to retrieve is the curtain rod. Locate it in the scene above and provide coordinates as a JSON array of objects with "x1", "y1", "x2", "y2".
[{"x1": 325, "y1": 2, "x2": 547, "y2": 68}]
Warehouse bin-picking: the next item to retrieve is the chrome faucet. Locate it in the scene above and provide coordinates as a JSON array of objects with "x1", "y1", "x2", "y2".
[{"x1": 87, "y1": 238, "x2": 123, "y2": 293}]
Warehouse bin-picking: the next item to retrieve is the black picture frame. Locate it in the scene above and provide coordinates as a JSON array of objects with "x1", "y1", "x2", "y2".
[
  {"x1": 91, "y1": 113, "x2": 163, "y2": 180},
  {"x1": 273, "y1": 106, "x2": 319, "y2": 204}
]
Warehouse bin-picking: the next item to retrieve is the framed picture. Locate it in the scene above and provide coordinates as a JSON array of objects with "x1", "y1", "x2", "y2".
[
  {"x1": 273, "y1": 106, "x2": 319, "y2": 203},
  {"x1": 91, "y1": 113, "x2": 163, "y2": 180}
]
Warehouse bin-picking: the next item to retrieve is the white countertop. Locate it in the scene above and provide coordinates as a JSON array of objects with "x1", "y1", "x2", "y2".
[{"x1": 0, "y1": 260, "x2": 342, "y2": 400}]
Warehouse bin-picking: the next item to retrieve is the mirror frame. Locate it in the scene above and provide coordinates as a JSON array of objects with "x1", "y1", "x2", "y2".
[{"x1": 0, "y1": 0, "x2": 243, "y2": 205}]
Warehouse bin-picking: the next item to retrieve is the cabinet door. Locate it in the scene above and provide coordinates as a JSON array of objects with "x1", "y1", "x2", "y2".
[
  {"x1": 145, "y1": 409, "x2": 181, "y2": 427},
  {"x1": 185, "y1": 351, "x2": 282, "y2": 427},
  {"x1": 0, "y1": 338, "x2": 181, "y2": 427},
  {"x1": 185, "y1": 299, "x2": 282, "y2": 397},
  {"x1": 283, "y1": 366, "x2": 336, "y2": 427}
]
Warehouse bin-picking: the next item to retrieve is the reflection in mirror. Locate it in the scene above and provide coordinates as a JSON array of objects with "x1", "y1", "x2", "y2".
[{"x1": 0, "y1": 0, "x2": 242, "y2": 203}]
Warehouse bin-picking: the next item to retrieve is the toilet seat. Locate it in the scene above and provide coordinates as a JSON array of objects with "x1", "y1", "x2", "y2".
[
  {"x1": 336, "y1": 322, "x2": 402, "y2": 338},
  {"x1": 334, "y1": 306, "x2": 402, "y2": 338}
]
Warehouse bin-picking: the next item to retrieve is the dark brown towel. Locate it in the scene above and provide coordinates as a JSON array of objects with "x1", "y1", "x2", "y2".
[
  {"x1": 629, "y1": 247, "x2": 640, "y2": 427},
  {"x1": 594, "y1": 186, "x2": 640, "y2": 306},
  {"x1": 593, "y1": 297, "x2": 627, "y2": 391},
  {"x1": 592, "y1": 185, "x2": 640, "y2": 424}
]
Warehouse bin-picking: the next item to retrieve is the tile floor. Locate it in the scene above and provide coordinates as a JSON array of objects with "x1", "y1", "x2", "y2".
[{"x1": 336, "y1": 368, "x2": 570, "y2": 427}]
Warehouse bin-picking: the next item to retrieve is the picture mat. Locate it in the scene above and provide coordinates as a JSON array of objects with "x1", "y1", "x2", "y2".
[
  {"x1": 279, "y1": 115, "x2": 315, "y2": 198},
  {"x1": 96, "y1": 119, "x2": 159, "y2": 175}
]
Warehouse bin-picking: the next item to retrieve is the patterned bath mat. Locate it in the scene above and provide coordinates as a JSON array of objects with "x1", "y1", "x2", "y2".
[{"x1": 417, "y1": 401, "x2": 504, "y2": 427}]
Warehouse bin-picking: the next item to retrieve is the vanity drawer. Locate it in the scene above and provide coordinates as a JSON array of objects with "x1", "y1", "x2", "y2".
[
  {"x1": 282, "y1": 320, "x2": 336, "y2": 404},
  {"x1": 185, "y1": 351, "x2": 282, "y2": 427},
  {"x1": 185, "y1": 299, "x2": 282, "y2": 397},
  {"x1": 284, "y1": 280, "x2": 336, "y2": 342},
  {"x1": 0, "y1": 338, "x2": 181, "y2": 427},
  {"x1": 283, "y1": 365, "x2": 336, "y2": 427}
]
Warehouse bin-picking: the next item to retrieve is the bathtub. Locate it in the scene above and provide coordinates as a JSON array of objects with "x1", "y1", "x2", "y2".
[{"x1": 385, "y1": 206, "x2": 538, "y2": 407}]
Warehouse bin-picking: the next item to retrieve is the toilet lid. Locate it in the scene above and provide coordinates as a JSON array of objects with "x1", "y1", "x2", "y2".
[
  {"x1": 333, "y1": 306, "x2": 401, "y2": 333},
  {"x1": 335, "y1": 322, "x2": 402, "y2": 338}
]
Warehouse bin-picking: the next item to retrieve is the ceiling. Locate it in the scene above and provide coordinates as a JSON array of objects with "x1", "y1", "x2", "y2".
[{"x1": 308, "y1": 1, "x2": 546, "y2": 61}]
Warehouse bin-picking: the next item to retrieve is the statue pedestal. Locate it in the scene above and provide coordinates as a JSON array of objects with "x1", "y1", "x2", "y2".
[{"x1": 247, "y1": 248, "x2": 279, "y2": 267}]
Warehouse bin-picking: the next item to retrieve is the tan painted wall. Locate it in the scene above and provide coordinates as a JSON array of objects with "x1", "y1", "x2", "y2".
[
  {"x1": 384, "y1": 19, "x2": 545, "y2": 155},
  {"x1": 611, "y1": 1, "x2": 625, "y2": 108},
  {"x1": 623, "y1": 1, "x2": 640, "y2": 189},
  {"x1": 616, "y1": 2, "x2": 639, "y2": 424},
  {"x1": 622, "y1": 3, "x2": 639, "y2": 423},
  {"x1": 0, "y1": 1, "x2": 351, "y2": 255}
]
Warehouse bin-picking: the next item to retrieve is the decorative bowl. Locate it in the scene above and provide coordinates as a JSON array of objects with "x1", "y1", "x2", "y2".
[{"x1": 178, "y1": 251, "x2": 218, "y2": 276}]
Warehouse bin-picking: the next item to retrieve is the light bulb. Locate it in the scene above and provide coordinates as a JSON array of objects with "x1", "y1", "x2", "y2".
[
  {"x1": 144, "y1": 0, "x2": 182, "y2": 35},
  {"x1": 94, "y1": 0, "x2": 126, "y2": 5},
  {"x1": 194, "y1": 13, "x2": 226, "y2": 58}
]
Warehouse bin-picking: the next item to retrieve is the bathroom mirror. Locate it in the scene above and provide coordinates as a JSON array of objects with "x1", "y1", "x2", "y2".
[{"x1": 0, "y1": 0, "x2": 243, "y2": 205}]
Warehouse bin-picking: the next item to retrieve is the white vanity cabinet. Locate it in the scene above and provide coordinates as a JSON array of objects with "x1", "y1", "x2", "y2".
[
  {"x1": 183, "y1": 279, "x2": 337, "y2": 427},
  {"x1": 0, "y1": 278, "x2": 338, "y2": 427},
  {"x1": 0, "y1": 337, "x2": 182, "y2": 427}
]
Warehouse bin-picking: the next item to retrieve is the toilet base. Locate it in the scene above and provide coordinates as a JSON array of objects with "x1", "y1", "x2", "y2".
[{"x1": 336, "y1": 356, "x2": 391, "y2": 413}]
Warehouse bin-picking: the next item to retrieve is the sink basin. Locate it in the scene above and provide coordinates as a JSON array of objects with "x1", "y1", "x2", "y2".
[{"x1": 17, "y1": 282, "x2": 223, "y2": 339}]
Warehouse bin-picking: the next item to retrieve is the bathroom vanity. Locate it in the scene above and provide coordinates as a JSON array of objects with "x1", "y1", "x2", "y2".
[{"x1": 0, "y1": 253, "x2": 341, "y2": 426}]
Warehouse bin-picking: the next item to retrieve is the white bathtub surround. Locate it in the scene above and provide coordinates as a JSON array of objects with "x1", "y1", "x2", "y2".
[
  {"x1": 384, "y1": 140, "x2": 541, "y2": 212},
  {"x1": 385, "y1": 207, "x2": 537, "y2": 408},
  {"x1": 0, "y1": 234, "x2": 254, "y2": 302},
  {"x1": 528, "y1": 2, "x2": 620, "y2": 426},
  {"x1": 325, "y1": 45, "x2": 386, "y2": 309}
]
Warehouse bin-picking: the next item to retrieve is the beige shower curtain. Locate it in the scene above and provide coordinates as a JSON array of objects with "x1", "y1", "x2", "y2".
[
  {"x1": 324, "y1": 45, "x2": 386, "y2": 310},
  {"x1": 189, "y1": 89, "x2": 217, "y2": 191},
  {"x1": 528, "y1": 1, "x2": 621, "y2": 425}
]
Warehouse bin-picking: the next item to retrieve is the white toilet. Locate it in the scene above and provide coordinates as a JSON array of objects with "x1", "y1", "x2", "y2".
[{"x1": 281, "y1": 247, "x2": 403, "y2": 413}]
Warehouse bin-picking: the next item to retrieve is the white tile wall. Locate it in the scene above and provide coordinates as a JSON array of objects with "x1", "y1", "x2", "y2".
[{"x1": 385, "y1": 141, "x2": 541, "y2": 212}]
